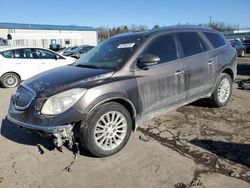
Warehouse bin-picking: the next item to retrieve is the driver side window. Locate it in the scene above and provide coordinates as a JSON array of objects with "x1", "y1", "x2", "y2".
[{"x1": 142, "y1": 34, "x2": 178, "y2": 64}]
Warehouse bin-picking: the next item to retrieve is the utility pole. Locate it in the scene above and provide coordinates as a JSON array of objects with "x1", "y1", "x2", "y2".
[
  {"x1": 107, "y1": 25, "x2": 110, "y2": 38},
  {"x1": 209, "y1": 16, "x2": 212, "y2": 27}
]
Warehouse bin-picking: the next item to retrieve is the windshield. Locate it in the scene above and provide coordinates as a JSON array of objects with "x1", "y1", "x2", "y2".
[
  {"x1": 70, "y1": 47, "x2": 81, "y2": 53},
  {"x1": 74, "y1": 35, "x2": 144, "y2": 69}
]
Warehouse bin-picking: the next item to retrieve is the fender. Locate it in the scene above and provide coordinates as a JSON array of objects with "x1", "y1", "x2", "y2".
[{"x1": 84, "y1": 92, "x2": 137, "y2": 121}]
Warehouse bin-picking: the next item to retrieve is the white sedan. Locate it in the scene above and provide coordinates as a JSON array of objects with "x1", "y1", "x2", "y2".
[{"x1": 0, "y1": 46, "x2": 76, "y2": 88}]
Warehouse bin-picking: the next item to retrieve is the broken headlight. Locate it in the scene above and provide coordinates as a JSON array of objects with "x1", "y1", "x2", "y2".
[{"x1": 41, "y1": 88, "x2": 87, "y2": 115}]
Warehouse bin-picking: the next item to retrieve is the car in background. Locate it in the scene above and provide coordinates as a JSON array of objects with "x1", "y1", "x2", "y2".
[
  {"x1": 62, "y1": 45, "x2": 94, "y2": 59},
  {"x1": 0, "y1": 46, "x2": 76, "y2": 88},
  {"x1": 58, "y1": 45, "x2": 79, "y2": 55},
  {"x1": 243, "y1": 39, "x2": 250, "y2": 53},
  {"x1": 229, "y1": 39, "x2": 246, "y2": 57},
  {"x1": 0, "y1": 38, "x2": 8, "y2": 46}
]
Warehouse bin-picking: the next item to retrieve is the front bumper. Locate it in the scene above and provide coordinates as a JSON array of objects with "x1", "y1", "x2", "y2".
[{"x1": 7, "y1": 114, "x2": 72, "y2": 134}]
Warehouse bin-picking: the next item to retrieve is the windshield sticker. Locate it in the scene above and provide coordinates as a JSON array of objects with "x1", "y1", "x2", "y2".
[{"x1": 117, "y1": 43, "x2": 135, "y2": 48}]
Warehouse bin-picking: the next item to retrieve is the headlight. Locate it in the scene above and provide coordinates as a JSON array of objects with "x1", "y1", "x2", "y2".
[{"x1": 41, "y1": 88, "x2": 87, "y2": 115}]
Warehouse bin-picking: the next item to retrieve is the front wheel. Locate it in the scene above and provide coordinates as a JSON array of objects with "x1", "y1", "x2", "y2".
[
  {"x1": 0, "y1": 73, "x2": 20, "y2": 88},
  {"x1": 209, "y1": 73, "x2": 232, "y2": 107},
  {"x1": 80, "y1": 102, "x2": 132, "y2": 157}
]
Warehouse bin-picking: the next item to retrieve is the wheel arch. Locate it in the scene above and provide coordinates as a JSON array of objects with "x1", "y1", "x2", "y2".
[
  {"x1": 1, "y1": 71, "x2": 22, "y2": 80},
  {"x1": 221, "y1": 67, "x2": 234, "y2": 81},
  {"x1": 87, "y1": 97, "x2": 137, "y2": 131}
]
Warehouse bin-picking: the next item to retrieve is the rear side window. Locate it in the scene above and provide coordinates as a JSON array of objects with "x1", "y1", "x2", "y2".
[
  {"x1": 177, "y1": 32, "x2": 207, "y2": 57},
  {"x1": 14, "y1": 48, "x2": 35, "y2": 59},
  {"x1": 204, "y1": 32, "x2": 226, "y2": 48},
  {"x1": 143, "y1": 34, "x2": 177, "y2": 63},
  {"x1": 1, "y1": 50, "x2": 14, "y2": 58}
]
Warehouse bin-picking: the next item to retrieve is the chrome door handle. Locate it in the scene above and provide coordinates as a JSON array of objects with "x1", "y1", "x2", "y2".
[
  {"x1": 208, "y1": 60, "x2": 215, "y2": 65},
  {"x1": 175, "y1": 70, "x2": 184, "y2": 76}
]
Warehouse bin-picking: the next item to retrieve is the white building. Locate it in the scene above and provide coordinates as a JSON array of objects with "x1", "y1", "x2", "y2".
[{"x1": 0, "y1": 22, "x2": 98, "y2": 48}]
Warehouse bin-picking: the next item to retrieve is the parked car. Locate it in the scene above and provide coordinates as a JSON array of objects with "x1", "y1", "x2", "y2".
[
  {"x1": 229, "y1": 39, "x2": 246, "y2": 57},
  {"x1": 62, "y1": 45, "x2": 94, "y2": 59},
  {"x1": 7, "y1": 26, "x2": 237, "y2": 157},
  {"x1": 58, "y1": 45, "x2": 79, "y2": 55},
  {"x1": 0, "y1": 46, "x2": 76, "y2": 88},
  {"x1": 243, "y1": 39, "x2": 250, "y2": 53},
  {"x1": 0, "y1": 38, "x2": 8, "y2": 46}
]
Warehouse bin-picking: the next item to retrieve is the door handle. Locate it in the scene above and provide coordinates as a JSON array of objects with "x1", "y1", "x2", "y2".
[
  {"x1": 41, "y1": 62, "x2": 46, "y2": 64},
  {"x1": 208, "y1": 60, "x2": 215, "y2": 65},
  {"x1": 175, "y1": 70, "x2": 184, "y2": 76}
]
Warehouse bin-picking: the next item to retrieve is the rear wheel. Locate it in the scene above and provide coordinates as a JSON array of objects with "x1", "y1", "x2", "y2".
[
  {"x1": 0, "y1": 73, "x2": 20, "y2": 88},
  {"x1": 209, "y1": 73, "x2": 232, "y2": 107},
  {"x1": 80, "y1": 102, "x2": 132, "y2": 157}
]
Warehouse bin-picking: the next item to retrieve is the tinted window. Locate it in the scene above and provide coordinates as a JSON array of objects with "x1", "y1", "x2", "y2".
[
  {"x1": 177, "y1": 32, "x2": 206, "y2": 57},
  {"x1": 204, "y1": 32, "x2": 226, "y2": 48},
  {"x1": 14, "y1": 48, "x2": 35, "y2": 59},
  {"x1": 35, "y1": 49, "x2": 56, "y2": 59},
  {"x1": 142, "y1": 34, "x2": 177, "y2": 63},
  {"x1": 199, "y1": 36, "x2": 209, "y2": 51},
  {"x1": 1, "y1": 50, "x2": 13, "y2": 58}
]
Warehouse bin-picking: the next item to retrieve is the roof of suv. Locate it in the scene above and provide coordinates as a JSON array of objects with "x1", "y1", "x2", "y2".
[{"x1": 112, "y1": 25, "x2": 215, "y2": 39}]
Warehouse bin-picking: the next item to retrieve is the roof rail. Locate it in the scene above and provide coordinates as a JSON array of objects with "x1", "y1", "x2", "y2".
[{"x1": 151, "y1": 25, "x2": 213, "y2": 31}]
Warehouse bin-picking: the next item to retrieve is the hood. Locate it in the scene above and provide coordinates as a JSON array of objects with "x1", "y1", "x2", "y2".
[
  {"x1": 63, "y1": 51, "x2": 75, "y2": 56},
  {"x1": 64, "y1": 56, "x2": 77, "y2": 62},
  {"x1": 23, "y1": 65, "x2": 114, "y2": 97}
]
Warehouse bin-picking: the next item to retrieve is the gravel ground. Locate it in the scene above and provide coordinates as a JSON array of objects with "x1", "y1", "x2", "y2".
[{"x1": 0, "y1": 55, "x2": 249, "y2": 188}]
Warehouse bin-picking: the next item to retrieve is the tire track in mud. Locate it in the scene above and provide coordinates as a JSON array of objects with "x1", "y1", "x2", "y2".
[{"x1": 138, "y1": 104, "x2": 250, "y2": 184}]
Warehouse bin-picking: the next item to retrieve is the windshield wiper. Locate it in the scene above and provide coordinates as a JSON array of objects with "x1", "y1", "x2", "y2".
[{"x1": 75, "y1": 64, "x2": 100, "y2": 69}]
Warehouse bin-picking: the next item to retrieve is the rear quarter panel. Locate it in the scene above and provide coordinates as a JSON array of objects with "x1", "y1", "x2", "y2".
[{"x1": 208, "y1": 44, "x2": 236, "y2": 92}]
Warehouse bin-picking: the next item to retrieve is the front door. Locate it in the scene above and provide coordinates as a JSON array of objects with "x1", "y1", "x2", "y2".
[
  {"x1": 34, "y1": 48, "x2": 67, "y2": 73},
  {"x1": 134, "y1": 34, "x2": 185, "y2": 122}
]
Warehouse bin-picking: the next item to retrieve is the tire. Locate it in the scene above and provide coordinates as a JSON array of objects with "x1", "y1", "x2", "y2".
[
  {"x1": 209, "y1": 73, "x2": 232, "y2": 107},
  {"x1": 0, "y1": 73, "x2": 20, "y2": 88},
  {"x1": 80, "y1": 102, "x2": 132, "y2": 157}
]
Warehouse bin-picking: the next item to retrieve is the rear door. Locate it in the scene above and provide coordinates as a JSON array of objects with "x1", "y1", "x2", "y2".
[
  {"x1": 11, "y1": 48, "x2": 39, "y2": 79},
  {"x1": 176, "y1": 32, "x2": 209, "y2": 102},
  {"x1": 135, "y1": 34, "x2": 185, "y2": 121},
  {"x1": 203, "y1": 32, "x2": 227, "y2": 92}
]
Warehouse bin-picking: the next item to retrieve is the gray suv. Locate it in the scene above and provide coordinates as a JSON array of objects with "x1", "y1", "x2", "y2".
[{"x1": 7, "y1": 26, "x2": 237, "y2": 157}]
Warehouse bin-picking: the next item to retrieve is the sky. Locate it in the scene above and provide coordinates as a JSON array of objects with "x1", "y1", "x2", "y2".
[{"x1": 0, "y1": 0, "x2": 249, "y2": 29}]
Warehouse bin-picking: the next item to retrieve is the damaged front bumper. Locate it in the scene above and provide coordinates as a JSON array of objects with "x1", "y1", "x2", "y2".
[
  {"x1": 7, "y1": 114, "x2": 74, "y2": 148},
  {"x1": 7, "y1": 114, "x2": 72, "y2": 134},
  {"x1": 7, "y1": 94, "x2": 86, "y2": 148}
]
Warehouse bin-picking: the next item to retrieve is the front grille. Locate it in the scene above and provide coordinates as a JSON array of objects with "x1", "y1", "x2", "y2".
[{"x1": 15, "y1": 85, "x2": 35, "y2": 110}]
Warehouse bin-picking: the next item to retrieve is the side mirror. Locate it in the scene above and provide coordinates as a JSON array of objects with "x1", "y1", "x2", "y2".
[
  {"x1": 137, "y1": 54, "x2": 160, "y2": 69},
  {"x1": 55, "y1": 55, "x2": 60, "y2": 60}
]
